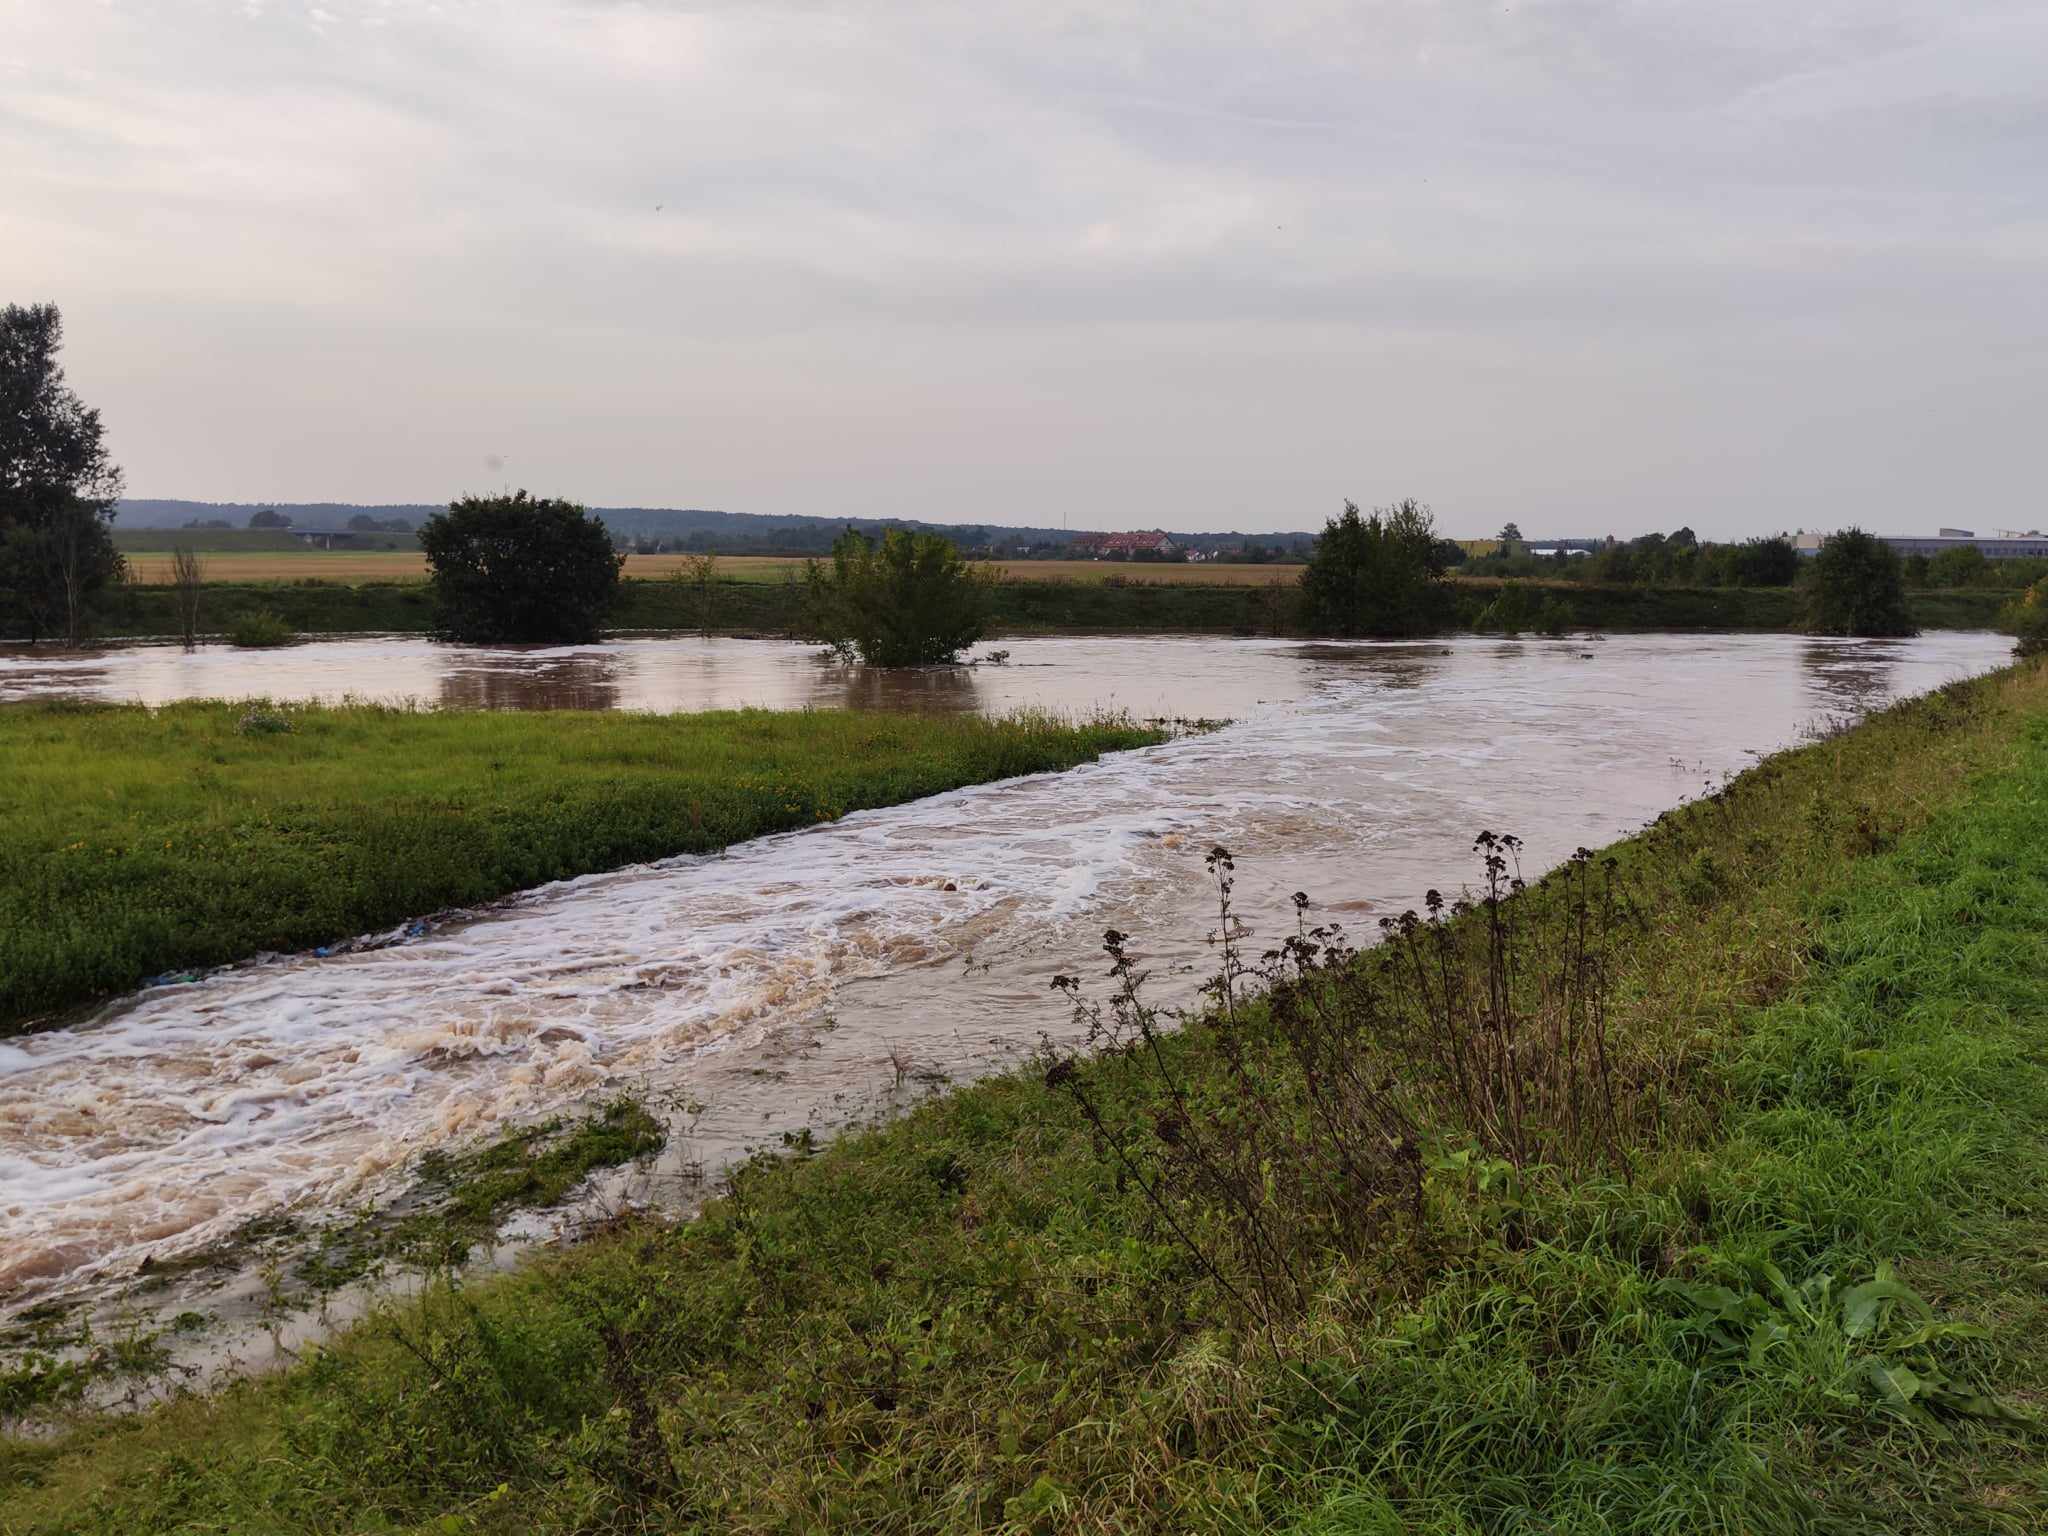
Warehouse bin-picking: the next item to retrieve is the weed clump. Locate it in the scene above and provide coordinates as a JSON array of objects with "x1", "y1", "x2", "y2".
[
  {"x1": 234, "y1": 706, "x2": 293, "y2": 737},
  {"x1": 1044, "y1": 834, "x2": 1639, "y2": 1327}
]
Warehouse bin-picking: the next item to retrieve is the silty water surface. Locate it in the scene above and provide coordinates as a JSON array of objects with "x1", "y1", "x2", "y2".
[{"x1": 0, "y1": 631, "x2": 2011, "y2": 1321}]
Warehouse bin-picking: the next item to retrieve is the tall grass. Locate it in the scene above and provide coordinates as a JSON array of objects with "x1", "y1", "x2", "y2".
[
  {"x1": 0, "y1": 700, "x2": 1164, "y2": 1031},
  {"x1": 5, "y1": 666, "x2": 2046, "y2": 1532}
]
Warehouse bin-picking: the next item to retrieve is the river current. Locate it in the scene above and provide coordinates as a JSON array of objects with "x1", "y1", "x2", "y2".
[{"x1": 0, "y1": 631, "x2": 2010, "y2": 1338}]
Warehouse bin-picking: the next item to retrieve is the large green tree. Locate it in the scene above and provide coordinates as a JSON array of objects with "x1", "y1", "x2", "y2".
[
  {"x1": 1803, "y1": 527, "x2": 1916, "y2": 637},
  {"x1": 1724, "y1": 535, "x2": 1800, "y2": 587},
  {"x1": 1300, "y1": 498, "x2": 1451, "y2": 637},
  {"x1": 419, "y1": 491, "x2": 624, "y2": 643},
  {"x1": 0, "y1": 303, "x2": 125, "y2": 643},
  {"x1": 806, "y1": 527, "x2": 990, "y2": 665}
]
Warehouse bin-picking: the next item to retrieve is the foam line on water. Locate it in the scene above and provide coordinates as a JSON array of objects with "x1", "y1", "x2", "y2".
[
  {"x1": 0, "y1": 631, "x2": 2012, "y2": 1315},
  {"x1": 0, "y1": 725, "x2": 1275, "y2": 1302}
]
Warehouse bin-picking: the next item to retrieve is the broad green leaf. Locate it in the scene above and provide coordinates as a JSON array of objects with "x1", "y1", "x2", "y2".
[
  {"x1": 1863, "y1": 1359, "x2": 1925, "y2": 1405},
  {"x1": 1840, "y1": 1273, "x2": 1929, "y2": 1338}
]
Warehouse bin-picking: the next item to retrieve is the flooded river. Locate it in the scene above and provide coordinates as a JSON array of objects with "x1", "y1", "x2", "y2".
[{"x1": 0, "y1": 631, "x2": 2012, "y2": 1347}]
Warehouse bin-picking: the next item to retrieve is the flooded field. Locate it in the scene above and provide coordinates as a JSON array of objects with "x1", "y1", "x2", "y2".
[{"x1": 0, "y1": 631, "x2": 2013, "y2": 1362}]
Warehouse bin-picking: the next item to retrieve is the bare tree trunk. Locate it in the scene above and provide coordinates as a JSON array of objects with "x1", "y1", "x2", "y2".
[
  {"x1": 171, "y1": 545, "x2": 205, "y2": 646},
  {"x1": 49, "y1": 518, "x2": 86, "y2": 648}
]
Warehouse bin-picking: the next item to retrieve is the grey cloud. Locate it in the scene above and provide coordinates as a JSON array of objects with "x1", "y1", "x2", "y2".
[{"x1": 1, "y1": 0, "x2": 2042, "y2": 535}]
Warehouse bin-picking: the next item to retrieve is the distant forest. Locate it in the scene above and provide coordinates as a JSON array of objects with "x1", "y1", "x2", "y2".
[{"x1": 115, "y1": 500, "x2": 1320, "y2": 561}]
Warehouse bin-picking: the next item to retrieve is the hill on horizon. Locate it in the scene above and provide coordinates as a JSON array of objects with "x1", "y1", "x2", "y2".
[{"x1": 116, "y1": 500, "x2": 1319, "y2": 557}]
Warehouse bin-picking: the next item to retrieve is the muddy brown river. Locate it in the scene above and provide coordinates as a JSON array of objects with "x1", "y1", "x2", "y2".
[{"x1": 0, "y1": 631, "x2": 2012, "y2": 1361}]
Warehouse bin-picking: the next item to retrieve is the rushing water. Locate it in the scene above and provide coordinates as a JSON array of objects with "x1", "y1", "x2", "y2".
[{"x1": 0, "y1": 631, "x2": 2012, "y2": 1337}]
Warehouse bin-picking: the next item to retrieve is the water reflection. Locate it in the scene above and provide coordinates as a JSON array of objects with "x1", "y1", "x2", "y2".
[
  {"x1": 438, "y1": 651, "x2": 624, "y2": 711},
  {"x1": 1287, "y1": 640, "x2": 1449, "y2": 690},
  {"x1": 0, "y1": 633, "x2": 2007, "y2": 736},
  {"x1": 816, "y1": 661, "x2": 986, "y2": 713},
  {"x1": 1801, "y1": 638, "x2": 1905, "y2": 716}
]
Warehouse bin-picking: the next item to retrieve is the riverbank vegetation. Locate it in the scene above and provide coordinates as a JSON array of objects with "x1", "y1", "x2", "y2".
[
  {"x1": 2003, "y1": 579, "x2": 2048, "y2": 657},
  {"x1": 28, "y1": 561, "x2": 2015, "y2": 643},
  {"x1": 22, "y1": 569, "x2": 2019, "y2": 645},
  {"x1": 6, "y1": 661, "x2": 2045, "y2": 1531},
  {"x1": 0, "y1": 701, "x2": 1164, "y2": 1033}
]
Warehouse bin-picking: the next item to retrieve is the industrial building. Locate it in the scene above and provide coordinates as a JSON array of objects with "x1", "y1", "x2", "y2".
[{"x1": 1793, "y1": 528, "x2": 2048, "y2": 560}]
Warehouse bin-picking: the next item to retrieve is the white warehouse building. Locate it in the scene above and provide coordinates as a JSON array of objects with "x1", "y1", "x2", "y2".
[{"x1": 1793, "y1": 528, "x2": 2048, "y2": 560}]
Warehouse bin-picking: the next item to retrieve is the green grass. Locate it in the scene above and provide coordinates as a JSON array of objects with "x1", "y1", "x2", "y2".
[
  {"x1": 0, "y1": 702, "x2": 1164, "y2": 1032},
  {"x1": 5, "y1": 667, "x2": 2047, "y2": 1532},
  {"x1": 259, "y1": 1100, "x2": 669, "y2": 1300}
]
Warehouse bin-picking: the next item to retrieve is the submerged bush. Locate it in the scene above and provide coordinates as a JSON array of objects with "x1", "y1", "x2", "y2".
[
  {"x1": 1471, "y1": 581, "x2": 1572, "y2": 636},
  {"x1": 805, "y1": 527, "x2": 991, "y2": 666},
  {"x1": 1299, "y1": 497, "x2": 1453, "y2": 637},
  {"x1": 1803, "y1": 528, "x2": 1916, "y2": 637},
  {"x1": 226, "y1": 609, "x2": 295, "y2": 648}
]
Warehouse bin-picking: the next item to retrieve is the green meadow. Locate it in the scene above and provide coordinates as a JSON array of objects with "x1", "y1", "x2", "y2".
[
  {"x1": 4, "y1": 662, "x2": 2045, "y2": 1531},
  {"x1": 0, "y1": 701, "x2": 1163, "y2": 1033}
]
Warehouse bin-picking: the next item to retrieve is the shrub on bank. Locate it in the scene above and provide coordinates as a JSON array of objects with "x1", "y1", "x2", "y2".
[
  {"x1": 419, "y1": 491, "x2": 624, "y2": 644},
  {"x1": 2002, "y1": 580, "x2": 2048, "y2": 656}
]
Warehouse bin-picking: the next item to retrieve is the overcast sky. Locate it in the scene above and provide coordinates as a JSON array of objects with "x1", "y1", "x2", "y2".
[{"x1": 4, "y1": 2, "x2": 2044, "y2": 536}]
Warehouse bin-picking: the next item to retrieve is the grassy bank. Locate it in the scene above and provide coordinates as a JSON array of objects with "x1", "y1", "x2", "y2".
[
  {"x1": 0, "y1": 702, "x2": 1164, "y2": 1034},
  {"x1": 6, "y1": 663, "x2": 2045, "y2": 1532},
  {"x1": 27, "y1": 576, "x2": 2016, "y2": 642}
]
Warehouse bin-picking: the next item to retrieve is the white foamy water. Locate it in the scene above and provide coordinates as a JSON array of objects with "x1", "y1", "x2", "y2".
[{"x1": 0, "y1": 631, "x2": 2013, "y2": 1319}]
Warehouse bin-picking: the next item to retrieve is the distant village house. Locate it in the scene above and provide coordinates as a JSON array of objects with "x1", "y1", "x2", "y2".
[{"x1": 1070, "y1": 529, "x2": 1181, "y2": 559}]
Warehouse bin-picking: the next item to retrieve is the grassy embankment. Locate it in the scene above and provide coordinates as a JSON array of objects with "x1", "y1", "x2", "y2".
[
  {"x1": 53, "y1": 573, "x2": 2015, "y2": 641},
  {"x1": 6, "y1": 662, "x2": 2046, "y2": 1531},
  {"x1": 0, "y1": 702, "x2": 1164, "y2": 1034}
]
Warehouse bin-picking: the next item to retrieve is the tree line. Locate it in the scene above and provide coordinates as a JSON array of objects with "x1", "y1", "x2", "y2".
[
  {"x1": 1294, "y1": 501, "x2": 1921, "y2": 639},
  {"x1": 0, "y1": 302, "x2": 2019, "y2": 651}
]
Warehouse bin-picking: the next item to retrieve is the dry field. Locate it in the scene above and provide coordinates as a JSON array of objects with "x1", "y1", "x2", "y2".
[
  {"x1": 123, "y1": 551, "x2": 436, "y2": 584},
  {"x1": 123, "y1": 551, "x2": 1313, "y2": 588}
]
